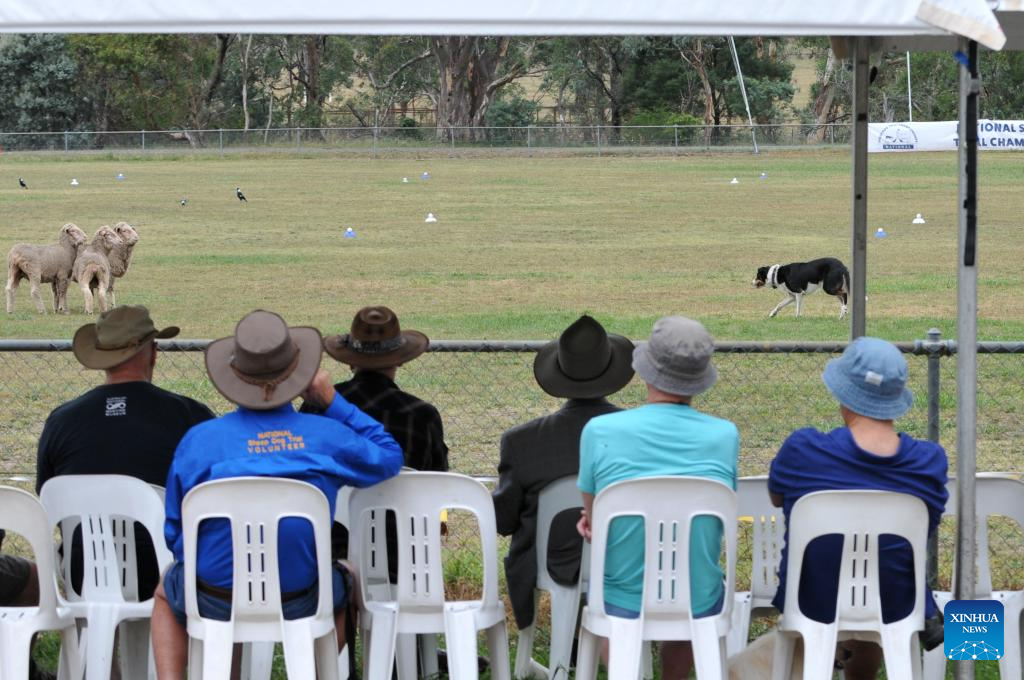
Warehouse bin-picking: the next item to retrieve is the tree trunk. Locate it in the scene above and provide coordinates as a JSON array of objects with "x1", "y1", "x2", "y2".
[
  {"x1": 809, "y1": 48, "x2": 837, "y2": 142},
  {"x1": 681, "y1": 41, "x2": 715, "y2": 146},
  {"x1": 240, "y1": 34, "x2": 253, "y2": 131}
]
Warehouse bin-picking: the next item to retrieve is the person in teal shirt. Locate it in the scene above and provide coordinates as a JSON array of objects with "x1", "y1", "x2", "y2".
[{"x1": 577, "y1": 315, "x2": 738, "y2": 679}]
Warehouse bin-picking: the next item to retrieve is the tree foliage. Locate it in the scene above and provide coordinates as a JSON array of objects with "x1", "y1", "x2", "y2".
[{"x1": 0, "y1": 34, "x2": 86, "y2": 132}]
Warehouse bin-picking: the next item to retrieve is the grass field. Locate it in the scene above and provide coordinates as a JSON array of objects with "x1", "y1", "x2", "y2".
[
  {"x1": 2, "y1": 150, "x2": 1020, "y2": 679},
  {"x1": 2, "y1": 149, "x2": 1024, "y2": 341}
]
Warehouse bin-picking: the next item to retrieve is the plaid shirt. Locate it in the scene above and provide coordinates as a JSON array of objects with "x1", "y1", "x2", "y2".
[{"x1": 303, "y1": 370, "x2": 448, "y2": 472}]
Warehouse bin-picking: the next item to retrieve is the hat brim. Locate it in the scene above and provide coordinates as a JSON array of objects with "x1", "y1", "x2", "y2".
[
  {"x1": 206, "y1": 327, "x2": 323, "y2": 409},
  {"x1": 631, "y1": 341, "x2": 718, "y2": 397},
  {"x1": 73, "y1": 323, "x2": 180, "y2": 370},
  {"x1": 323, "y1": 330, "x2": 429, "y2": 369},
  {"x1": 533, "y1": 334, "x2": 635, "y2": 399},
  {"x1": 822, "y1": 359, "x2": 915, "y2": 420}
]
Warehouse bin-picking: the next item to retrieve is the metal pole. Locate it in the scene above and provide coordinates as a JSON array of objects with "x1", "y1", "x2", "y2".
[
  {"x1": 674, "y1": 125, "x2": 679, "y2": 150},
  {"x1": 219, "y1": 128, "x2": 224, "y2": 154},
  {"x1": 449, "y1": 127, "x2": 455, "y2": 156},
  {"x1": 954, "y1": 37, "x2": 979, "y2": 680},
  {"x1": 372, "y1": 126, "x2": 378, "y2": 159},
  {"x1": 596, "y1": 125, "x2": 602, "y2": 157},
  {"x1": 527, "y1": 126, "x2": 532, "y2": 156},
  {"x1": 925, "y1": 327, "x2": 942, "y2": 591},
  {"x1": 728, "y1": 36, "x2": 759, "y2": 154},
  {"x1": 63, "y1": 131, "x2": 69, "y2": 153},
  {"x1": 906, "y1": 52, "x2": 914, "y2": 122},
  {"x1": 141, "y1": 130, "x2": 146, "y2": 152},
  {"x1": 850, "y1": 37, "x2": 869, "y2": 340}
]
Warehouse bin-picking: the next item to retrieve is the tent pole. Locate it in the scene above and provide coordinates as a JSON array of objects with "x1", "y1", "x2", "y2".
[
  {"x1": 850, "y1": 37, "x2": 868, "y2": 339},
  {"x1": 728, "y1": 36, "x2": 758, "y2": 154},
  {"x1": 954, "y1": 36, "x2": 979, "y2": 680}
]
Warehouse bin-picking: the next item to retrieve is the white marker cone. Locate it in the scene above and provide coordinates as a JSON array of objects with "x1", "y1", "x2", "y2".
[
  {"x1": 912, "y1": 213, "x2": 926, "y2": 224},
  {"x1": 425, "y1": 213, "x2": 437, "y2": 223},
  {"x1": 402, "y1": 177, "x2": 409, "y2": 183},
  {"x1": 70, "y1": 178, "x2": 79, "y2": 186},
  {"x1": 730, "y1": 177, "x2": 739, "y2": 184}
]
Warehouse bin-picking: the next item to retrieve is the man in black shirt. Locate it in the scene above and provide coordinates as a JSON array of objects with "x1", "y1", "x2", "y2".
[{"x1": 36, "y1": 306, "x2": 214, "y2": 599}]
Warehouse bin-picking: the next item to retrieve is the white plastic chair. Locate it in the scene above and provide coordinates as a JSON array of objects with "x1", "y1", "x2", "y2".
[
  {"x1": 39, "y1": 475, "x2": 171, "y2": 680},
  {"x1": 924, "y1": 475, "x2": 1024, "y2": 680},
  {"x1": 513, "y1": 475, "x2": 589, "y2": 680},
  {"x1": 181, "y1": 477, "x2": 340, "y2": 680},
  {"x1": 727, "y1": 475, "x2": 783, "y2": 657},
  {"x1": 0, "y1": 486, "x2": 81, "y2": 680},
  {"x1": 349, "y1": 471, "x2": 512, "y2": 680},
  {"x1": 771, "y1": 490, "x2": 929, "y2": 680},
  {"x1": 575, "y1": 476, "x2": 737, "y2": 680}
]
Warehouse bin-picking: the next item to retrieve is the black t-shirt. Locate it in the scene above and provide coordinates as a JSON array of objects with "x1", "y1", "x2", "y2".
[{"x1": 36, "y1": 381, "x2": 214, "y2": 597}]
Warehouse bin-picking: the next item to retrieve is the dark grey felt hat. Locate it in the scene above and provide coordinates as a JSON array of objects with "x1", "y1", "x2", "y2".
[{"x1": 533, "y1": 315, "x2": 635, "y2": 399}]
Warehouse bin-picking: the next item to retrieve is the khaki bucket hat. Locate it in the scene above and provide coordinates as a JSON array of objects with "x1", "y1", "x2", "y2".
[{"x1": 72, "y1": 305, "x2": 179, "y2": 370}]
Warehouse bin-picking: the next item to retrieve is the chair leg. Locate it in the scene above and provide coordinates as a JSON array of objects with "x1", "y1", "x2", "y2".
[
  {"x1": 879, "y1": 625, "x2": 920, "y2": 680},
  {"x1": 922, "y1": 643, "x2": 948, "y2": 680},
  {"x1": 606, "y1": 616, "x2": 643, "y2": 680},
  {"x1": 118, "y1": 619, "x2": 151, "y2": 680},
  {"x1": 364, "y1": 606, "x2": 398, "y2": 680},
  {"x1": 547, "y1": 589, "x2": 579, "y2": 680},
  {"x1": 314, "y1": 630, "x2": 341, "y2": 680},
  {"x1": 798, "y1": 626, "x2": 840, "y2": 680},
  {"x1": 56, "y1": 623, "x2": 83, "y2": 680},
  {"x1": 770, "y1": 631, "x2": 796, "y2": 680},
  {"x1": 396, "y1": 634, "x2": 417, "y2": 680},
  {"x1": 485, "y1": 621, "x2": 512, "y2": 680},
  {"x1": 690, "y1": 618, "x2": 726, "y2": 680},
  {"x1": 574, "y1": 623, "x2": 600, "y2": 680},
  {"x1": 641, "y1": 640, "x2": 654, "y2": 680},
  {"x1": 0, "y1": 623, "x2": 35, "y2": 680},
  {"x1": 187, "y1": 638, "x2": 204, "y2": 680},
  {"x1": 240, "y1": 642, "x2": 275, "y2": 680},
  {"x1": 514, "y1": 625, "x2": 537, "y2": 679},
  {"x1": 997, "y1": 606, "x2": 1022, "y2": 680},
  {"x1": 82, "y1": 610, "x2": 119, "y2": 680},
  {"x1": 419, "y1": 634, "x2": 439, "y2": 678},
  {"x1": 280, "y1": 620, "x2": 318, "y2": 679},
  {"x1": 727, "y1": 594, "x2": 752, "y2": 657},
  {"x1": 198, "y1": 623, "x2": 234, "y2": 680},
  {"x1": 442, "y1": 606, "x2": 480, "y2": 680}
]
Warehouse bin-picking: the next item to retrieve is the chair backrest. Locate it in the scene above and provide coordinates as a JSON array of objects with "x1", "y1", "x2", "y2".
[
  {"x1": 349, "y1": 471, "x2": 499, "y2": 609},
  {"x1": 736, "y1": 476, "x2": 783, "y2": 608},
  {"x1": 586, "y1": 476, "x2": 737, "y2": 621},
  {"x1": 944, "y1": 475, "x2": 1024, "y2": 597},
  {"x1": 783, "y1": 490, "x2": 928, "y2": 630},
  {"x1": 39, "y1": 475, "x2": 171, "y2": 603},
  {"x1": 0, "y1": 485, "x2": 62, "y2": 613},
  {"x1": 181, "y1": 477, "x2": 334, "y2": 623},
  {"x1": 535, "y1": 475, "x2": 588, "y2": 592}
]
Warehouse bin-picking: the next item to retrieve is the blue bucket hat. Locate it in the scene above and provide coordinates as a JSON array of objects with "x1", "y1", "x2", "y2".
[{"x1": 822, "y1": 337, "x2": 914, "y2": 420}]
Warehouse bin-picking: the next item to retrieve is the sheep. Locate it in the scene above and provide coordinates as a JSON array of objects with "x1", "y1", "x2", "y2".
[
  {"x1": 6, "y1": 223, "x2": 88, "y2": 314},
  {"x1": 98, "y1": 221, "x2": 139, "y2": 307},
  {"x1": 73, "y1": 226, "x2": 122, "y2": 314}
]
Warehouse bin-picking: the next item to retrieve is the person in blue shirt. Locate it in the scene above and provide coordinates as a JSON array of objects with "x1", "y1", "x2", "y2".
[
  {"x1": 577, "y1": 316, "x2": 739, "y2": 679},
  {"x1": 150, "y1": 310, "x2": 403, "y2": 679},
  {"x1": 769, "y1": 337, "x2": 948, "y2": 680}
]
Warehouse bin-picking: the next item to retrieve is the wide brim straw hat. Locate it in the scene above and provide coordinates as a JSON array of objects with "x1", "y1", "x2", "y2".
[{"x1": 73, "y1": 305, "x2": 179, "y2": 370}]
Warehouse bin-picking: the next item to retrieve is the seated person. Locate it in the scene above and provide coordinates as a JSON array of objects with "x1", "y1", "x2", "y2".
[
  {"x1": 577, "y1": 316, "x2": 739, "y2": 679},
  {"x1": 769, "y1": 337, "x2": 948, "y2": 680},
  {"x1": 150, "y1": 310, "x2": 403, "y2": 679},
  {"x1": 493, "y1": 314, "x2": 633, "y2": 632}
]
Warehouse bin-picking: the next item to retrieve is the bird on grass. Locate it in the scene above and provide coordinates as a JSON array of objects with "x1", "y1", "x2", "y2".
[
  {"x1": 18, "y1": 177, "x2": 27, "y2": 189},
  {"x1": 235, "y1": 187, "x2": 247, "y2": 203},
  {"x1": 180, "y1": 198, "x2": 188, "y2": 207}
]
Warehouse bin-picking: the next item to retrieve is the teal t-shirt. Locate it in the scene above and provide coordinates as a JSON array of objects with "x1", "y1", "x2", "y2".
[{"x1": 577, "y1": 403, "x2": 739, "y2": 614}]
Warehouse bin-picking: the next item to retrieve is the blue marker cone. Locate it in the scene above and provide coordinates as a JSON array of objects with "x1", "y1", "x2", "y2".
[
  {"x1": 116, "y1": 173, "x2": 125, "y2": 181},
  {"x1": 875, "y1": 228, "x2": 887, "y2": 238},
  {"x1": 343, "y1": 227, "x2": 357, "y2": 239},
  {"x1": 760, "y1": 172, "x2": 768, "y2": 180},
  {"x1": 421, "y1": 171, "x2": 430, "y2": 180}
]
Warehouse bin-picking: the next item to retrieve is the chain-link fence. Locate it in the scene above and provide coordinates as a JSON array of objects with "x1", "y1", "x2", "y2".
[
  {"x1": 1, "y1": 333, "x2": 1022, "y2": 624},
  {"x1": 0, "y1": 123, "x2": 851, "y2": 157}
]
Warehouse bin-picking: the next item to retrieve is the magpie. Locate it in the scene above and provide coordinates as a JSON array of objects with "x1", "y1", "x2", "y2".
[
  {"x1": 236, "y1": 187, "x2": 247, "y2": 202},
  {"x1": 18, "y1": 177, "x2": 27, "y2": 189},
  {"x1": 180, "y1": 198, "x2": 188, "y2": 207}
]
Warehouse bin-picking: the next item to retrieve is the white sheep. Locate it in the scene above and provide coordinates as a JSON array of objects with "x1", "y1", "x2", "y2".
[
  {"x1": 73, "y1": 226, "x2": 123, "y2": 314},
  {"x1": 6, "y1": 223, "x2": 88, "y2": 314}
]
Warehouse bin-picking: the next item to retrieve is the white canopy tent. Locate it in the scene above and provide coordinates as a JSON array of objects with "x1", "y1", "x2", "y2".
[{"x1": 2, "y1": 4, "x2": 1020, "y2": 677}]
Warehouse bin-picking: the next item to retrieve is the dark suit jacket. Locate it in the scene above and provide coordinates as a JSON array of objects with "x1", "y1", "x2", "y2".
[{"x1": 492, "y1": 398, "x2": 621, "y2": 628}]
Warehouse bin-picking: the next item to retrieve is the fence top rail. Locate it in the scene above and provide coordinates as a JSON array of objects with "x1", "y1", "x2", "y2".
[
  {"x1": 1, "y1": 338, "x2": 1020, "y2": 354},
  {"x1": 0, "y1": 123, "x2": 852, "y2": 136}
]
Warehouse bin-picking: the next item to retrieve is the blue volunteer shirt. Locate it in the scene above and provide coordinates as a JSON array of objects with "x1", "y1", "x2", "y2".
[
  {"x1": 164, "y1": 394, "x2": 403, "y2": 592},
  {"x1": 769, "y1": 427, "x2": 948, "y2": 623}
]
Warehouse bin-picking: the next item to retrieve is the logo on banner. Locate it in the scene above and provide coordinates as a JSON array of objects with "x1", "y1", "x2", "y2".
[
  {"x1": 879, "y1": 124, "x2": 918, "y2": 150},
  {"x1": 944, "y1": 600, "x2": 1004, "y2": 661}
]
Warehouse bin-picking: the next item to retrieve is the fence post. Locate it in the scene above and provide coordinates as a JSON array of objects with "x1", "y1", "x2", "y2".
[
  {"x1": 372, "y1": 126, "x2": 378, "y2": 159},
  {"x1": 63, "y1": 131, "x2": 69, "y2": 153},
  {"x1": 141, "y1": 130, "x2": 146, "y2": 152},
  {"x1": 674, "y1": 125, "x2": 679, "y2": 151},
  {"x1": 219, "y1": 128, "x2": 224, "y2": 154},
  {"x1": 450, "y1": 127, "x2": 455, "y2": 156},
  {"x1": 296, "y1": 128, "x2": 302, "y2": 149},
  {"x1": 527, "y1": 126, "x2": 532, "y2": 157},
  {"x1": 924, "y1": 327, "x2": 943, "y2": 590},
  {"x1": 596, "y1": 125, "x2": 602, "y2": 157}
]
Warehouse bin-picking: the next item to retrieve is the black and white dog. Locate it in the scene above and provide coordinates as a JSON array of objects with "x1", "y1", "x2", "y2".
[{"x1": 753, "y1": 257, "x2": 850, "y2": 319}]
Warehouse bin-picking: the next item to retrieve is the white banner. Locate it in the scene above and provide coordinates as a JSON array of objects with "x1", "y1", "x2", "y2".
[{"x1": 869, "y1": 120, "x2": 1024, "y2": 151}]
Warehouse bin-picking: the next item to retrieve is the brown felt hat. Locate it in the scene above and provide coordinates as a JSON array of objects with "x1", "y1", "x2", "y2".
[
  {"x1": 205, "y1": 310, "x2": 323, "y2": 409},
  {"x1": 324, "y1": 306, "x2": 429, "y2": 369},
  {"x1": 73, "y1": 305, "x2": 179, "y2": 370},
  {"x1": 533, "y1": 315, "x2": 635, "y2": 399}
]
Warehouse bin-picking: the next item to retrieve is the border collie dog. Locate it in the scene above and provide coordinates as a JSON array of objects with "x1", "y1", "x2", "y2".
[{"x1": 753, "y1": 257, "x2": 850, "y2": 319}]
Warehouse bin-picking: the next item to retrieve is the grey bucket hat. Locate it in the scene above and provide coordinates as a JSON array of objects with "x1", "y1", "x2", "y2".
[{"x1": 632, "y1": 316, "x2": 718, "y2": 397}]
